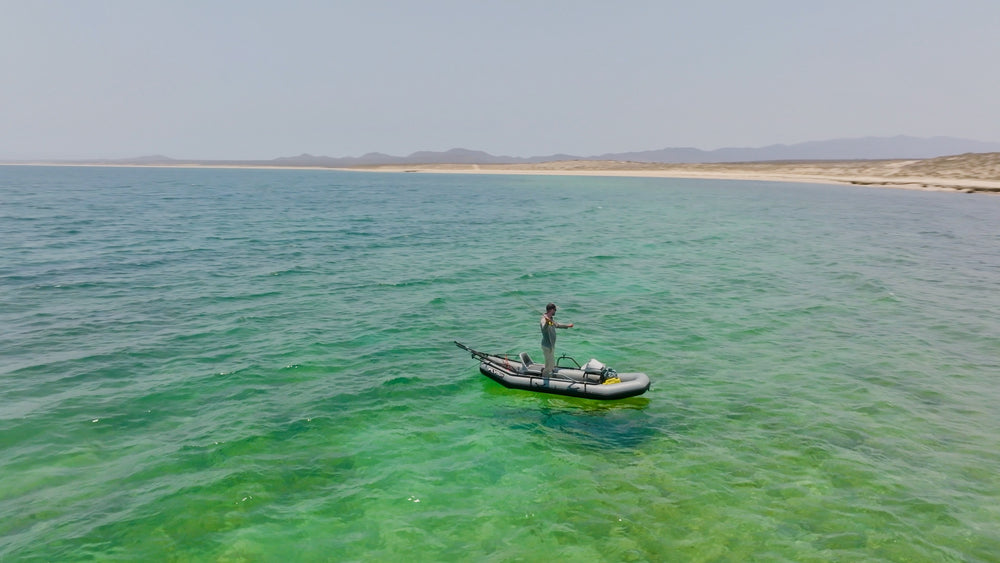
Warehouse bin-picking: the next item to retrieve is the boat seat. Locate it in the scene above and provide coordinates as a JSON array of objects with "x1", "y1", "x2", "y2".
[{"x1": 519, "y1": 352, "x2": 533, "y2": 366}]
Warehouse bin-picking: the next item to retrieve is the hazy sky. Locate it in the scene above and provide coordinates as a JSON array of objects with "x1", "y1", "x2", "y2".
[{"x1": 3, "y1": 1, "x2": 999, "y2": 160}]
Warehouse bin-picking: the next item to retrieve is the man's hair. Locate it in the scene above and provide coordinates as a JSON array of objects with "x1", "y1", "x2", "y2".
[{"x1": 546, "y1": 303, "x2": 557, "y2": 312}]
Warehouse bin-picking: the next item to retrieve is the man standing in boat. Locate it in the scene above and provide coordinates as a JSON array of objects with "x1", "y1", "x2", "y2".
[{"x1": 541, "y1": 303, "x2": 573, "y2": 377}]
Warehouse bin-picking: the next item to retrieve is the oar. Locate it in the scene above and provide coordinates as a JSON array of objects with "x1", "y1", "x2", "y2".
[{"x1": 455, "y1": 341, "x2": 490, "y2": 362}]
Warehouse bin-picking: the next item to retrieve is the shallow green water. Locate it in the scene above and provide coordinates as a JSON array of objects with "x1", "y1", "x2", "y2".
[{"x1": 2, "y1": 166, "x2": 999, "y2": 561}]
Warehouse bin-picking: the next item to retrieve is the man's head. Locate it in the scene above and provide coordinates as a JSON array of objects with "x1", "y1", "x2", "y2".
[{"x1": 546, "y1": 303, "x2": 557, "y2": 314}]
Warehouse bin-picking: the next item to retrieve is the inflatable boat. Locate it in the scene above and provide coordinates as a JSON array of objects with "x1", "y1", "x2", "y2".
[{"x1": 455, "y1": 341, "x2": 650, "y2": 400}]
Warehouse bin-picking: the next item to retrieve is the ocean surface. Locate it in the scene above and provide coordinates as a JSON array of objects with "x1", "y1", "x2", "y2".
[{"x1": 2, "y1": 165, "x2": 999, "y2": 562}]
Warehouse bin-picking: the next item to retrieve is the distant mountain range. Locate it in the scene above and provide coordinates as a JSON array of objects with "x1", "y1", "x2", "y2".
[
  {"x1": 589, "y1": 136, "x2": 1000, "y2": 163},
  {"x1": 14, "y1": 136, "x2": 1000, "y2": 167}
]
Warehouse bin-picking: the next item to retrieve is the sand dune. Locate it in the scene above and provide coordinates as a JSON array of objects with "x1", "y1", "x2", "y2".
[{"x1": 353, "y1": 153, "x2": 1000, "y2": 194}]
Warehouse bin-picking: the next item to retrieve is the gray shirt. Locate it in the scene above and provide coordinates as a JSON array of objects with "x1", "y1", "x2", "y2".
[{"x1": 540, "y1": 315, "x2": 569, "y2": 349}]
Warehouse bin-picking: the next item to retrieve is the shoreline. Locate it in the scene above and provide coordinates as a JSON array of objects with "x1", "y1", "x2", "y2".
[
  {"x1": 5, "y1": 155, "x2": 1000, "y2": 194},
  {"x1": 346, "y1": 158, "x2": 1000, "y2": 194}
]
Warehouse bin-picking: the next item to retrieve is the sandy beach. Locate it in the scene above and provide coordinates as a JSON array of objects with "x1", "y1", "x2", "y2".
[
  {"x1": 8, "y1": 152, "x2": 999, "y2": 194},
  {"x1": 350, "y1": 152, "x2": 1000, "y2": 194}
]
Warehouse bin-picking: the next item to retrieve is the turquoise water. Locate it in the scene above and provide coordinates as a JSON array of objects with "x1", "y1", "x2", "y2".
[{"x1": 2, "y1": 165, "x2": 999, "y2": 561}]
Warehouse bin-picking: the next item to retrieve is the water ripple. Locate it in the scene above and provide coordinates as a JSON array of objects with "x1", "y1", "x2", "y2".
[{"x1": 1, "y1": 168, "x2": 999, "y2": 560}]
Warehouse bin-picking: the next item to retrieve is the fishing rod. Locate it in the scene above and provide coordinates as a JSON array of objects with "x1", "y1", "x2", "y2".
[
  {"x1": 508, "y1": 289, "x2": 545, "y2": 317},
  {"x1": 508, "y1": 289, "x2": 577, "y2": 333}
]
